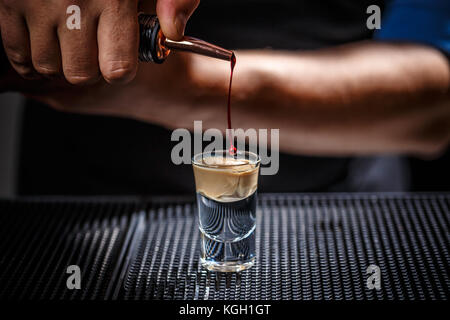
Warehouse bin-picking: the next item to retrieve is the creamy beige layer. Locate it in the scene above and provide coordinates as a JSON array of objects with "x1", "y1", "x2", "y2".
[{"x1": 193, "y1": 157, "x2": 259, "y2": 202}]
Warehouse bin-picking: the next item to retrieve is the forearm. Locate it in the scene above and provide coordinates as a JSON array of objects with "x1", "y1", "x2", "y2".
[{"x1": 188, "y1": 41, "x2": 450, "y2": 156}]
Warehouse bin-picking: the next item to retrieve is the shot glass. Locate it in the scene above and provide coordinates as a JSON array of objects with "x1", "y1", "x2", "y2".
[{"x1": 192, "y1": 150, "x2": 260, "y2": 272}]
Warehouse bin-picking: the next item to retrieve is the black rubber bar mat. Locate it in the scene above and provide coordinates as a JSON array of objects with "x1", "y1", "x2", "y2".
[{"x1": 0, "y1": 193, "x2": 448, "y2": 300}]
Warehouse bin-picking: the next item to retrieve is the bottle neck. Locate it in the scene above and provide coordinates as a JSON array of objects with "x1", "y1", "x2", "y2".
[
  {"x1": 138, "y1": 14, "x2": 233, "y2": 64},
  {"x1": 138, "y1": 14, "x2": 170, "y2": 63}
]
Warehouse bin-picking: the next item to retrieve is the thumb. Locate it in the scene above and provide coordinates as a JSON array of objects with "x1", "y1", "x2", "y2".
[{"x1": 156, "y1": 0, "x2": 200, "y2": 40}]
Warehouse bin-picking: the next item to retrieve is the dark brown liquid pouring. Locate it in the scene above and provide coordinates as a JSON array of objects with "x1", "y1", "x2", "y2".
[{"x1": 227, "y1": 54, "x2": 236, "y2": 155}]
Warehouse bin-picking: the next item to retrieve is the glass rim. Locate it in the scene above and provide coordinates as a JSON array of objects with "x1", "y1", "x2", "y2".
[{"x1": 192, "y1": 150, "x2": 260, "y2": 168}]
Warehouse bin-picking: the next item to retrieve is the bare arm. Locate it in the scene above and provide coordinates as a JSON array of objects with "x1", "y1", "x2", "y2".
[
  {"x1": 2, "y1": 41, "x2": 449, "y2": 157},
  {"x1": 185, "y1": 41, "x2": 450, "y2": 156}
]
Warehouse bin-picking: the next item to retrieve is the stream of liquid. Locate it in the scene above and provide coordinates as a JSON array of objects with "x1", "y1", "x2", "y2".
[{"x1": 227, "y1": 53, "x2": 236, "y2": 155}]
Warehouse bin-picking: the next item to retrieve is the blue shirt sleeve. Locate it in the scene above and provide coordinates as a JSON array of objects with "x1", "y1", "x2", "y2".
[{"x1": 375, "y1": 0, "x2": 450, "y2": 55}]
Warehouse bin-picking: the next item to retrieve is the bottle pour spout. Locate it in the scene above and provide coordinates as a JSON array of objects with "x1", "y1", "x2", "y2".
[
  {"x1": 139, "y1": 13, "x2": 234, "y2": 63},
  {"x1": 164, "y1": 37, "x2": 234, "y2": 62}
]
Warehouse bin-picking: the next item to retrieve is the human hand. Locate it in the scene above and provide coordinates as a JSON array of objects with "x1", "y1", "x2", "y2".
[{"x1": 0, "y1": 0, "x2": 199, "y2": 85}]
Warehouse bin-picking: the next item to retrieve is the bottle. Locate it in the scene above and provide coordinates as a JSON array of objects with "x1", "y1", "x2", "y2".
[{"x1": 138, "y1": 14, "x2": 233, "y2": 64}]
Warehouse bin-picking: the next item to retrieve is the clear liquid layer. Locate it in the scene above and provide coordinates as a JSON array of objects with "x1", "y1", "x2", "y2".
[{"x1": 197, "y1": 192, "x2": 257, "y2": 272}]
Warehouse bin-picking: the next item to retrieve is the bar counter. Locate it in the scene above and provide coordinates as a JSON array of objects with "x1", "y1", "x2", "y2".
[{"x1": 0, "y1": 193, "x2": 448, "y2": 300}]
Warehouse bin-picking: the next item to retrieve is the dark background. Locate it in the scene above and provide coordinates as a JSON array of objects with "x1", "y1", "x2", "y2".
[{"x1": 0, "y1": 0, "x2": 449, "y2": 196}]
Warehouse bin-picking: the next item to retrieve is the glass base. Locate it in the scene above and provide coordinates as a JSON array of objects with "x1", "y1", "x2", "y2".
[{"x1": 200, "y1": 257, "x2": 256, "y2": 272}]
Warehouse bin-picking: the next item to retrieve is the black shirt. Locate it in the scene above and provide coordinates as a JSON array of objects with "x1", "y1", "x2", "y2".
[{"x1": 19, "y1": 0, "x2": 402, "y2": 196}]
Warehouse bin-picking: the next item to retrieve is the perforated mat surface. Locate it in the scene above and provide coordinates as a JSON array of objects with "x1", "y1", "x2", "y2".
[{"x1": 0, "y1": 193, "x2": 448, "y2": 300}]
